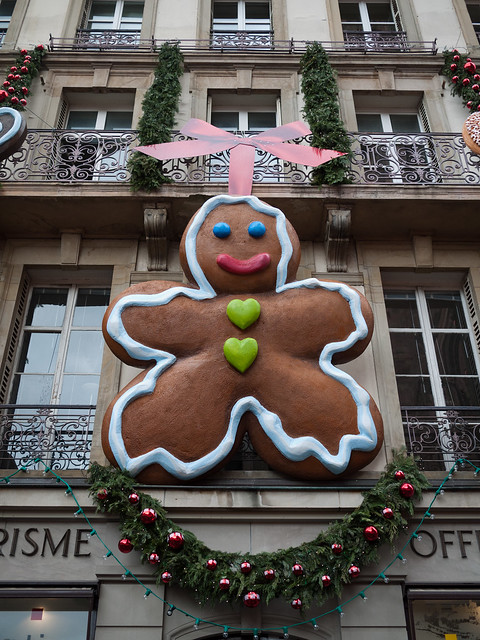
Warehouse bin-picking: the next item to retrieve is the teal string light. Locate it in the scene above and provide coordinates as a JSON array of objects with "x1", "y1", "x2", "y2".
[{"x1": 1, "y1": 456, "x2": 478, "y2": 634}]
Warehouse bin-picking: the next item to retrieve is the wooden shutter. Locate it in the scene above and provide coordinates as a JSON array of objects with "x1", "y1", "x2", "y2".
[
  {"x1": 80, "y1": 0, "x2": 93, "y2": 28},
  {"x1": 391, "y1": 0, "x2": 404, "y2": 31},
  {"x1": 463, "y1": 273, "x2": 480, "y2": 355},
  {"x1": 0, "y1": 271, "x2": 31, "y2": 403},
  {"x1": 419, "y1": 102, "x2": 431, "y2": 133}
]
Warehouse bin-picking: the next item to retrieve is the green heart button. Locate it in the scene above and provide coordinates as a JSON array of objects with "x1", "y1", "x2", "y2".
[
  {"x1": 226, "y1": 298, "x2": 261, "y2": 330},
  {"x1": 223, "y1": 337, "x2": 258, "y2": 373}
]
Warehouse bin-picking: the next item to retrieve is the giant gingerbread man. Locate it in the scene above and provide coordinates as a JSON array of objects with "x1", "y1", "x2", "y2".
[{"x1": 102, "y1": 194, "x2": 383, "y2": 484}]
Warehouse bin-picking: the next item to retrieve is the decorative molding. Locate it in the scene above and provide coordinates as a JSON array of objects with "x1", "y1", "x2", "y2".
[
  {"x1": 60, "y1": 232, "x2": 82, "y2": 265},
  {"x1": 144, "y1": 206, "x2": 168, "y2": 271},
  {"x1": 324, "y1": 205, "x2": 352, "y2": 273}
]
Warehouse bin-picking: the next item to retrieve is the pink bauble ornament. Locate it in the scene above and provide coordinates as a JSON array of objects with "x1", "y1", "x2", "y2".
[
  {"x1": 467, "y1": 101, "x2": 474, "y2": 109},
  {"x1": 321, "y1": 575, "x2": 331, "y2": 587},
  {"x1": 140, "y1": 508, "x2": 157, "y2": 524},
  {"x1": 399, "y1": 482, "x2": 415, "y2": 498},
  {"x1": 364, "y1": 526, "x2": 379, "y2": 542},
  {"x1": 292, "y1": 563, "x2": 303, "y2": 576},
  {"x1": 13, "y1": 74, "x2": 20, "y2": 80},
  {"x1": 243, "y1": 591, "x2": 260, "y2": 608},
  {"x1": 263, "y1": 568, "x2": 275, "y2": 581},
  {"x1": 348, "y1": 565, "x2": 361, "y2": 578},
  {"x1": 97, "y1": 488, "x2": 108, "y2": 500},
  {"x1": 450, "y1": 63, "x2": 457, "y2": 72},
  {"x1": 161, "y1": 570, "x2": 172, "y2": 583},
  {"x1": 128, "y1": 492, "x2": 140, "y2": 505},
  {"x1": 394, "y1": 470, "x2": 405, "y2": 480},
  {"x1": 291, "y1": 598, "x2": 302, "y2": 610},
  {"x1": 36, "y1": 44, "x2": 45, "y2": 51},
  {"x1": 219, "y1": 578, "x2": 230, "y2": 590},
  {"x1": 382, "y1": 507, "x2": 394, "y2": 519},
  {"x1": 240, "y1": 561, "x2": 252, "y2": 574},
  {"x1": 206, "y1": 559, "x2": 218, "y2": 571},
  {"x1": 0, "y1": 91, "x2": 7, "y2": 102},
  {"x1": 148, "y1": 552, "x2": 160, "y2": 565},
  {"x1": 331, "y1": 543, "x2": 343, "y2": 555},
  {"x1": 472, "y1": 84, "x2": 479, "y2": 92},
  {"x1": 118, "y1": 538, "x2": 133, "y2": 553},
  {"x1": 167, "y1": 531, "x2": 184, "y2": 549},
  {"x1": 3, "y1": 81, "x2": 10, "y2": 87},
  {"x1": 24, "y1": 55, "x2": 32, "y2": 61}
]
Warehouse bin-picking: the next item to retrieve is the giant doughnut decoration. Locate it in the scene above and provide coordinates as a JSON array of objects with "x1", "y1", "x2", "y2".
[
  {"x1": 462, "y1": 111, "x2": 480, "y2": 155},
  {"x1": 101, "y1": 194, "x2": 384, "y2": 483}
]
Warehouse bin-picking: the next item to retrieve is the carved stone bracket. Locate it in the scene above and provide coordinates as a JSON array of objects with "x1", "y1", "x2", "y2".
[
  {"x1": 325, "y1": 205, "x2": 352, "y2": 273},
  {"x1": 144, "y1": 206, "x2": 168, "y2": 271}
]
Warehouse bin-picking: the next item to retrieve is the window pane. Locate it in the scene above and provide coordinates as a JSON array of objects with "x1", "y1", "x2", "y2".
[
  {"x1": 122, "y1": 2, "x2": 144, "y2": 19},
  {"x1": 390, "y1": 114, "x2": 421, "y2": 132},
  {"x1": 385, "y1": 292, "x2": 420, "y2": 328},
  {"x1": 64, "y1": 330, "x2": 104, "y2": 374},
  {"x1": 17, "y1": 332, "x2": 60, "y2": 373},
  {"x1": 0, "y1": 0, "x2": 16, "y2": 19},
  {"x1": 339, "y1": 3, "x2": 361, "y2": 22},
  {"x1": 390, "y1": 332, "x2": 429, "y2": 374},
  {"x1": 60, "y1": 374, "x2": 100, "y2": 405},
  {"x1": 245, "y1": 2, "x2": 270, "y2": 20},
  {"x1": 356, "y1": 114, "x2": 384, "y2": 132},
  {"x1": 433, "y1": 333, "x2": 478, "y2": 375},
  {"x1": 25, "y1": 288, "x2": 68, "y2": 327},
  {"x1": 248, "y1": 111, "x2": 277, "y2": 130},
  {"x1": 367, "y1": 2, "x2": 394, "y2": 23},
  {"x1": 411, "y1": 597, "x2": 480, "y2": 639},
  {"x1": 396, "y1": 375, "x2": 434, "y2": 406},
  {"x1": 11, "y1": 374, "x2": 54, "y2": 404},
  {"x1": 211, "y1": 111, "x2": 239, "y2": 129},
  {"x1": 213, "y1": 2, "x2": 238, "y2": 19},
  {"x1": 104, "y1": 111, "x2": 133, "y2": 129},
  {"x1": 66, "y1": 111, "x2": 98, "y2": 130},
  {"x1": 441, "y1": 376, "x2": 480, "y2": 406},
  {"x1": 467, "y1": 4, "x2": 480, "y2": 23},
  {"x1": 89, "y1": 1, "x2": 116, "y2": 19},
  {"x1": 426, "y1": 291, "x2": 467, "y2": 328},
  {"x1": 73, "y1": 288, "x2": 110, "y2": 326}
]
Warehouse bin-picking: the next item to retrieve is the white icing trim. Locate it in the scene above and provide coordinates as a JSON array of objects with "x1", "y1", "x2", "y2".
[
  {"x1": 105, "y1": 195, "x2": 378, "y2": 479},
  {"x1": 0, "y1": 107, "x2": 23, "y2": 144}
]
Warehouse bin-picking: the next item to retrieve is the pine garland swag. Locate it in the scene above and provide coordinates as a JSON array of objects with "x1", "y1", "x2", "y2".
[
  {"x1": 0, "y1": 44, "x2": 46, "y2": 110},
  {"x1": 300, "y1": 42, "x2": 352, "y2": 186},
  {"x1": 442, "y1": 49, "x2": 480, "y2": 112},
  {"x1": 128, "y1": 42, "x2": 184, "y2": 191},
  {"x1": 89, "y1": 451, "x2": 429, "y2": 610}
]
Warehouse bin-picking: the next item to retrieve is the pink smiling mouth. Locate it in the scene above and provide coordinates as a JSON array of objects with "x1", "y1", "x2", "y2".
[{"x1": 216, "y1": 253, "x2": 271, "y2": 275}]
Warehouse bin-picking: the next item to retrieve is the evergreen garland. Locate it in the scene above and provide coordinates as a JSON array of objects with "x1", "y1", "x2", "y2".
[
  {"x1": 0, "y1": 44, "x2": 46, "y2": 110},
  {"x1": 89, "y1": 451, "x2": 429, "y2": 610},
  {"x1": 442, "y1": 49, "x2": 480, "y2": 112},
  {"x1": 300, "y1": 42, "x2": 352, "y2": 186},
  {"x1": 128, "y1": 42, "x2": 184, "y2": 191}
]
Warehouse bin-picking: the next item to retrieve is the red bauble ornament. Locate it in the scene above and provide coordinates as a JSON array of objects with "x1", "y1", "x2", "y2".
[
  {"x1": 450, "y1": 63, "x2": 457, "y2": 72},
  {"x1": 14, "y1": 74, "x2": 20, "y2": 80},
  {"x1": 36, "y1": 44, "x2": 45, "y2": 51},
  {"x1": 148, "y1": 552, "x2": 160, "y2": 565},
  {"x1": 21, "y1": 86, "x2": 28, "y2": 95},
  {"x1": 292, "y1": 563, "x2": 303, "y2": 576},
  {"x1": 97, "y1": 488, "x2": 108, "y2": 500},
  {"x1": 364, "y1": 526, "x2": 379, "y2": 542},
  {"x1": 399, "y1": 482, "x2": 415, "y2": 498},
  {"x1": 140, "y1": 508, "x2": 157, "y2": 524},
  {"x1": 24, "y1": 55, "x2": 32, "y2": 61},
  {"x1": 453, "y1": 54, "x2": 460, "y2": 62},
  {"x1": 19, "y1": 98, "x2": 27, "y2": 106},
  {"x1": 20, "y1": 66, "x2": 28, "y2": 74},
  {"x1": 161, "y1": 570, "x2": 173, "y2": 583},
  {"x1": 463, "y1": 78, "x2": 471, "y2": 87},
  {"x1": 118, "y1": 538, "x2": 133, "y2": 553},
  {"x1": 477, "y1": 104, "x2": 480, "y2": 111},
  {"x1": 7, "y1": 86, "x2": 14, "y2": 94},
  {"x1": 219, "y1": 578, "x2": 230, "y2": 590},
  {"x1": 467, "y1": 101, "x2": 474, "y2": 109},
  {"x1": 472, "y1": 84, "x2": 479, "y2": 92},
  {"x1": 263, "y1": 568, "x2": 275, "y2": 581},
  {"x1": 0, "y1": 91, "x2": 7, "y2": 102},
  {"x1": 10, "y1": 66, "x2": 17, "y2": 72},
  {"x1": 206, "y1": 559, "x2": 218, "y2": 571},
  {"x1": 394, "y1": 470, "x2": 405, "y2": 480},
  {"x1": 348, "y1": 565, "x2": 361, "y2": 578},
  {"x1": 128, "y1": 492, "x2": 140, "y2": 505},
  {"x1": 243, "y1": 591, "x2": 260, "y2": 608},
  {"x1": 382, "y1": 507, "x2": 394, "y2": 519},
  {"x1": 167, "y1": 531, "x2": 184, "y2": 549},
  {"x1": 20, "y1": 48, "x2": 28, "y2": 55},
  {"x1": 321, "y1": 575, "x2": 331, "y2": 587},
  {"x1": 464, "y1": 61, "x2": 477, "y2": 74},
  {"x1": 240, "y1": 561, "x2": 252, "y2": 574},
  {"x1": 3, "y1": 81, "x2": 10, "y2": 87},
  {"x1": 10, "y1": 96, "x2": 19, "y2": 104},
  {"x1": 451, "y1": 76, "x2": 459, "y2": 84},
  {"x1": 291, "y1": 598, "x2": 303, "y2": 610},
  {"x1": 331, "y1": 543, "x2": 343, "y2": 555},
  {"x1": 6, "y1": 74, "x2": 13, "y2": 81}
]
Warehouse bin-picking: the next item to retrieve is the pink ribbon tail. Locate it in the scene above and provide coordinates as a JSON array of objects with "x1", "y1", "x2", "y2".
[
  {"x1": 229, "y1": 144, "x2": 256, "y2": 195},
  {"x1": 135, "y1": 138, "x2": 233, "y2": 160},
  {"x1": 255, "y1": 142, "x2": 345, "y2": 166}
]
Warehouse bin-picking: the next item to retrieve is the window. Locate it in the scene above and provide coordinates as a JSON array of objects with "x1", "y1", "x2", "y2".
[
  {"x1": 0, "y1": 589, "x2": 96, "y2": 640},
  {"x1": 0, "y1": 0, "x2": 15, "y2": 46},
  {"x1": 384, "y1": 288, "x2": 480, "y2": 469},
  {"x1": 406, "y1": 589, "x2": 480, "y2": 639},
  {"x1": 78, "y1": 0, "x2": 144, "y2": 47},
  {"x1": 56, "y1": 107, "x2": 133, "y2": 181},
  {"x1": 339, "y1": 0, "x2": 406, "y2": 50},
  {"x1": 211, "y1": 0, "x2": 272, "y2": 48},
  {"x1": 356, "y1": 110, "x2": 438, "y2": 184},
  {"x1": 1, "y1": 285, "x2": 110, "y2": 470},
  {"x1": 467, "y1": 2, "x2": 480, "y2": 44}
]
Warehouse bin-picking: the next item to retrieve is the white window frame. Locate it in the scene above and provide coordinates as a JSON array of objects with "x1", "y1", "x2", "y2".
[
  {"x1": 212, "y1": 0, "x2": 271, "y2": 32},
  {"x1": 466, "y1": 1, "x2": 480, "y2": 42},
  {"x1": 339, "y1": 0, "x2": 398, "y2": 31},
  {"x1": 86, "y1": 0, "x2": 144, "y2": 31},
  {"x1": 0, "y1": 0, "x2": 15, "y2": 45}
]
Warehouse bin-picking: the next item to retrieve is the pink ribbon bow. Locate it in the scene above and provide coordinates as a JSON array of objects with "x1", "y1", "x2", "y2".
[{"x1": 135, "y1": 119, "x2": 345, "y2": 195}]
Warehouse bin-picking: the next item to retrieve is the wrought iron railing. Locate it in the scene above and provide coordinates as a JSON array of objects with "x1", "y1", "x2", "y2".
[
  {"x1": 343, "y1": 30, "x2": 410, "y2": 52},
  {"x1": 48, "y1": 34, "x2": 438, "y2": 55},
  {"x1": 402, "y1": 406, "x2": 480, "y2": 471},
  {"x1": 0, "y1": 404, "x2": 95, "y2": 471},
  {"x1": 2, "y1": 130, "x2": 480, "y2": 186}
]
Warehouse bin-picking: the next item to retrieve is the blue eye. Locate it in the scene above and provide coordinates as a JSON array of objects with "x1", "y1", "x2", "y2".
[
  {"x1": 248, "y1": 221, "x2": 266, "y2": 238},
  {"x1": 213, "y1": 222, "x2": 231, "y2": 238}
]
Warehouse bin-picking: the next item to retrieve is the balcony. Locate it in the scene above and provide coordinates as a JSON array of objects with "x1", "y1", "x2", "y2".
[
  {"x1": 1, "y1": 130, "x2": 480, "y2": 186},
  {"x1": 0, "y1": 405, "x2": 95, "y2": 471},
  {"x1": 47, "y1": 34, "x2": 437, "y2": 55},
  {"x1": 402, "y1": 406, "x2": 480, "y2": 471}
]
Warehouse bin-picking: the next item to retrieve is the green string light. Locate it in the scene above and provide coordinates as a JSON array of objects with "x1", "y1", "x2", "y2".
[{"x1": 1, "y1": 456, "x2": 478, "y2": 634}]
